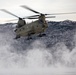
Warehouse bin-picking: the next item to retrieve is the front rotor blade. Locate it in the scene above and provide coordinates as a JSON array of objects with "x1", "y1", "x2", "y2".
[
  {"x1": 44, "y1": 14, "x2": 51, "y2": 15},
  {"x1": 1, "y1": 9, "x2": 19, "y2": 18},
  {"x1": 23, "y1": 15, "x2": 39, "y2": 19},
  {"x1": 45, "y1": 16, "x2": 56, "y2": 18},
  {"x1": 21, "y1": 5, "x2": 42, "y2": 14},
  {"x1": 6, "y1": 19, "x2": 18, "y2": 22}
]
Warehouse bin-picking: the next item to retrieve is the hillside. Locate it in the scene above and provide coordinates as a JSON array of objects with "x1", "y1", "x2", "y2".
[
  {"x1": 0, "y1": 20, "x2": 76, "y2": 51},
  {"x1": 0, "y1": 20, "x2": 76, "y2": 69}
]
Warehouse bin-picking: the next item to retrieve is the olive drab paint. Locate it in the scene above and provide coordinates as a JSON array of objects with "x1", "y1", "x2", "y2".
[{"x1": 15, "y1": 17, "x2": 48, "y2": 37}]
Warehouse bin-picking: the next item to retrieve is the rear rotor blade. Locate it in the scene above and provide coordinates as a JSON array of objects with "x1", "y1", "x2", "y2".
[
  {"x1": 21, "y1": 5, "x2": 42, "y2": 14},
  {"x1": 1, "y1": 9, "x2": 19, "y2": 18},
  {"x1": 21, "y1": 5, "x2": 76, "y2": 16},
  {"x1": 23, "y1": 16, "x2": 56, "y2": 19},
  {"x1": 27, "y1": 17, "x2": 38, "y2": 19},
  {"x1": 50, "y1": 12, "x2": 76, "y2": 15}
]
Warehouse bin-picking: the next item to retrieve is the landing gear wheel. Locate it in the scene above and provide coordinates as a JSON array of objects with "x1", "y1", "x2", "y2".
[
  {"x1": 14, "y1": 35, "x2": 20, "y2": 39},
  {"x1": 27, "y1": 33, "x2": 32, "y2": 40},
  {"x1": 38, "y1": 33, "x2": 46, "y2": 37},
  {"x1": 42, "y1": 33, "x2": 46, "y2": 36},
  {"x1": 27, "y1": 37, "x2": 32, "y2": 40}
]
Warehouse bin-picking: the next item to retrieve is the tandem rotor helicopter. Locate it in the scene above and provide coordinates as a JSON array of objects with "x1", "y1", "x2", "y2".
[{"x1": 1, "y1": 5, "x2": 76, "y2": 40}]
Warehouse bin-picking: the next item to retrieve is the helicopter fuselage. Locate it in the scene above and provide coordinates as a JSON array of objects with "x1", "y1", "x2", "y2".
[{"x1": 15, "y1": 20, "x2": 48, "y2": 37}]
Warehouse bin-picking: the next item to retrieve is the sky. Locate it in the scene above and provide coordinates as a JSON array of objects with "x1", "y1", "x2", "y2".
[{"x1": 0, "y1": 0, "x2": 76, "y2": 23}]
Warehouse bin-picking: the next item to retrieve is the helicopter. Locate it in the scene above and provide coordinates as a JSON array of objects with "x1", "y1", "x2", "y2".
[
  {"x1": 1, "y1": 7, "x2": 55, "y2": 39},
  {"x1": 1, "y1": 5, "x2": 76, "y2": 40}
]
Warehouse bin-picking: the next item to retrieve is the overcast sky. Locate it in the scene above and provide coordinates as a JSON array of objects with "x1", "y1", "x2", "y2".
[{"x1": 0, "y1": 0, "x2": 76, "y2": 23}]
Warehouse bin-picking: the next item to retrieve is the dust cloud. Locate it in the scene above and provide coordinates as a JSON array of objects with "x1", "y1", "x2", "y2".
[{"x1": 0, "y1": 25, "x2": 76, "y2": 75}]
